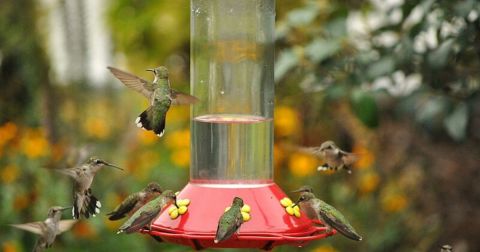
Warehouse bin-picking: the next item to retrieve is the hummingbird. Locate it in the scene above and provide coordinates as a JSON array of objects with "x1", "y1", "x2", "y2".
[
  {"x1": 56, "y1": 157, "x2": 123, "y2": 219},
  {"x1": 303, "y1": 140, "x2": 358, "y2": 174},
  {"x1": 293, "y1": 188, "x2": 362, "y2": 241},
  {"x1": 107, "y1": 182, "x2": 163, "y2": 221},
  {"x1": 214, "y1": 197, "x2": 245, "y2": 244},
  {"x1": 117, "y1": 190, "x2": 176, "y2": 234},
  {"x1": 107, "y1": 66, "x2": 198, "y2": 137},
  {"x1": 10, "y1": 206, "x2": 76, "y2": 252}
]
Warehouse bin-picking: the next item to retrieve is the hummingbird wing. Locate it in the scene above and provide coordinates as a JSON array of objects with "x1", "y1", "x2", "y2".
[
  {"x1": 297, "y1": 146, "x2": 321, "y2": 155},
  {"x1": 10, "y1": 222, "x2": 46, "y2": 235},
  {"x1": 54, "y1": 167, "x2": 79, "y2": 178},
  {"x1": 318, "y1": 202, "x2": 362, "y2": 241},
  {"x1": 56, "y1": 220, "x2": 78, "y2": 234},
  {"x1": 107, "y1": 66, "x2": 154, "y2": 98},
  {"x1": 339, "y1": 151, "x2": 358, "y2": 166},
  {"x1": 214, "y1": 208, "x2": 243, "y2": 243},
  {"x1": 121, "y1": 208, "x2": 160, "y2": 234},
  {"x1": 107, "y1": 193, "x2": 140, "y2": 220},
  {"x1": 170, "y1": 89, "x2": 199, "y2": 105}
]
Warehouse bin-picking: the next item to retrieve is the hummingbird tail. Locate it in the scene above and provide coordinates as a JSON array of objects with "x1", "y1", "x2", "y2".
[
  {"x1": 136, "y1": 107, "x2": 166, "y2": 137},
  {"x1": 74, "y1": 189, "x2": 101, "y2": 219}
]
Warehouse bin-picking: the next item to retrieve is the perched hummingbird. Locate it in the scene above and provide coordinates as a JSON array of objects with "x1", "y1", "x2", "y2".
[
  {"x1": 304, "y1": 140, "x2": 358, "y2": 174},
  {"x1": 107, "y1": 66, "x2": 198, "y2": 137},
  {"x1": 293, "y1": 189, "x2": 362, "y2": 241},
  {"x1": 107, "y1": 182, "x2": 163, "y2": 221},
  {"x1": 10, "y1": 206, "x2": 76, "y2": 252},
  {"x1": 214, "y1": 197, "x2": 244, "y2": 244},
  {"x1": 56, "y1": 157, "x2": 123, "y2": 219},
  {"x1": 117, "y1": 190, "x2": 176, "y2": 234}
]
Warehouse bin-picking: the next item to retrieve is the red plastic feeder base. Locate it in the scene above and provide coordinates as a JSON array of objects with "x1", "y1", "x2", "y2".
[{"x1": 141, "y1": 181, "x2": 335, "y2": 250}]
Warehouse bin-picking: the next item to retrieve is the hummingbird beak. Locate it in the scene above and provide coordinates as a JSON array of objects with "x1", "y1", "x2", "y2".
[
  {"x1": 291, "y1": 188, "x2": 305, "y2": 193},
  {"x1": 291, "y1": 199, "x2": 301, "y2": 208},
  {"x1": 173, "y1": 195, "x2": 179, "y2": 208},
  {"x1": 146, "y1": 69, "x2": 155, "y2": 72},
  {"x1": 60, "y1": 206, "x2": 73, "y2": 211},
  {"x1": 102, "y1": 161, "x2": 123, "y2": 171}
]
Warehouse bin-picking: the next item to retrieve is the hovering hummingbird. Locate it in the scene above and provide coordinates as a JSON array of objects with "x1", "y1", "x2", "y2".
[
  {"x1": 10, "y1": 206, "x2": 76, "y2": 252},
  {"x1": 303, "y1": 140, "x2": 358, "y2": 174},
  {"x1": 56, "y1": 157, "x2": 123, "y2": 219},
  {"x1": 117, "y1": 190, "x2": 176, "y2": 234},
  {"x1": 293, "y1": 188, "x2": 362, "y2": 241},
  {"x1": 214, "y1": 197, "x2": 245, "y2": 244},
  {"x1": 107, "y1": 66, "x2": 198, "y2": 137},
  {"x1": 107, "y1": 182, "x2": 163, "y2": 221}
]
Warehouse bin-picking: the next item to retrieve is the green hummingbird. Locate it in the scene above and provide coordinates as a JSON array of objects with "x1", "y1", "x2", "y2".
[
  {"x1": 214, "y1": 197, "x2": 245, "y2": 244},
  {"x1": 107, "y1": 66, "x2": 198, "y2": 137},
  {"x1": 117, "y1": 190, "x2": 177, "y2": 234},
  {"x1": 293, "y1": 188, "x2": 362, "y2": 241},
  {"x1": 303, "y1": 140, "x2": 358, "y2": 174},
  {"x1": 56, "y1": 157, "x2": 123, "y2": 219},
  {"x1": 10, "y1": 206, "x2": 76, "y2": 252},
  {"x1": 107, "y1": 182, "x2": 163, "y2": 221}
]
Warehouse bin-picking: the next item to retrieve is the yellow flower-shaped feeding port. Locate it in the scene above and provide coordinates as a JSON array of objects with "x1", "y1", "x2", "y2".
[
  {"x1": 224, "y1": 204, "x2": 251, "y2": 222},
  {"x1": 168, "y1": 198, "x2": 191, "y2": 220},
  {"x1": 280, "y1": 197, "x2": 301, "y2": 218}
]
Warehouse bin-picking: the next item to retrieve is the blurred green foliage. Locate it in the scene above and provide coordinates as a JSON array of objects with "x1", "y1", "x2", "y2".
[{"x1": 1, "y1": 0, "x2": 480, "y2": 252}]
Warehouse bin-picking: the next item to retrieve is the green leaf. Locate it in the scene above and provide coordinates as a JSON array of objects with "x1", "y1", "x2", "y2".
[
  {"x1": 428, "y1": 39, "x2": 454, "y2": 69},
  {"x1": 325, "y1": 18, "x2": 347, "y2": 37},
  {"x1": 305, "y1": 39, "x2": 340, "y2": 63},
  {"x1": 350, "y1": 89, "x2": 379, "y2": 128},
  {"x1": 444, "y1": 102, "x2": 468, "y2": 141},
  {"x1": 415, "y1": 97, "x2": 448, "y2": 123},
  {"x1": 367, "y1": 57, "x2": 395, "y2": 79},
  {"x1": 274, "y1": 49, "x2": 299, "y2": 82}
]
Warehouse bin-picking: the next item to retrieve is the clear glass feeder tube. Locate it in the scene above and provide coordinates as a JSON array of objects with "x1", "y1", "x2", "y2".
[{"x1": 190, "y1": 0, "x2": 275, "y2": 183}]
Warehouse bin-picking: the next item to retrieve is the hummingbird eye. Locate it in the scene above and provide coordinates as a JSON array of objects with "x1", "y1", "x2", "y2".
[{"x1": 94, "y1": 159, "x2": 101, "y2": 164}]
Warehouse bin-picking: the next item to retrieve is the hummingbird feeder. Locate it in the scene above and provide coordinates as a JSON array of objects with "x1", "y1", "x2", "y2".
[{"x1": 143, "y1": 0, "x2": 334, "y2": 249}]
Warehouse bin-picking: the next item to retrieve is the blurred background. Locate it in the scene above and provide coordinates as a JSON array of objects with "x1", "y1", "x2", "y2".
[{"x1": 1, "y1": 0, "x2": 480, "y2": 251}]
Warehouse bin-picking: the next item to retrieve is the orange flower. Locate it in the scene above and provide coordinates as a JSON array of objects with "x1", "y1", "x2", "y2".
[
  {"x1": 2, "y1": 241, "x2": 18, "y2": 252},
  {"x1": 72, "y1": 221, "x2": 97, "y2": 239},
  {"x1": 1, "y1": 164, "x2": 19, "y2": 184},
  {"x1": 165, "y1": 129, "x2": 190, "y2": 149},
  {"x1": 167, "y1": 107, "x2": 190, "y2": 124},
  {"x1": 83, "y1": 118, "x2": 110, "y2": 139},
  {"x1": 352, "y1": 144, "x2": 375, "y2": 169},
  {"x1": 358, "y1": 172, "x2": 380, "y2": 194},
  {"x1": 137, "y1": 130, "x2": 157, "y2": 145},
  {"x1": 171, "y1": 148, "x2": 190, "y2": 168},
  {"x1": 288, "y1": 152, "x2": 318, "y2": 177},
  {"x1": 0, "y1": 122, "x2": 18, "y2": 146},
  {"x1": 382, "y1": 193, "x2": 408, "y2": 213},
  {"x1": 21, "y1": 129, "x2": 49, "y2": 159},
  {"x1": 274, "y1": 106, "x2": 300, "y2": 137}
]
